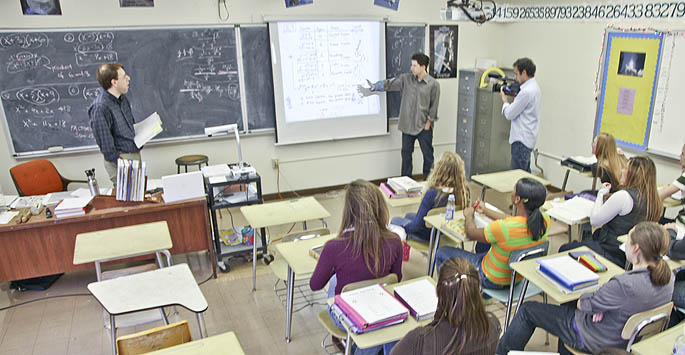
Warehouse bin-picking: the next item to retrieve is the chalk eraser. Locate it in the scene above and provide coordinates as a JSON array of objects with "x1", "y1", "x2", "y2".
[{"x1": 48, "y1": 146, "x2": 64, "y2": 152}]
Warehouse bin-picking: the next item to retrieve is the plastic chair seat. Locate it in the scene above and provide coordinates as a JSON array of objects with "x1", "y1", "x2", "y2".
[{"x1": 317, "y1": 310, "x2": 347, "y2": 340}]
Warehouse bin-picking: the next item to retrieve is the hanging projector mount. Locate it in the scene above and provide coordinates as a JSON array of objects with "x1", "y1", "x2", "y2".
[{"x1": 444, "y1": 0, "x2": 497, "y2": 24}]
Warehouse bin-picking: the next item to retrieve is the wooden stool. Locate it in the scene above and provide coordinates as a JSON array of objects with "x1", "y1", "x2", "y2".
[{"x1": 175, "y1": 155, "x2": 209, "y2": 173}]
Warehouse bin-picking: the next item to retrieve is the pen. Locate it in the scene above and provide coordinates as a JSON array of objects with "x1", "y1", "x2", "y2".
[{"x1": 473, "y1": 200, "x2": 480, "y2": 209}]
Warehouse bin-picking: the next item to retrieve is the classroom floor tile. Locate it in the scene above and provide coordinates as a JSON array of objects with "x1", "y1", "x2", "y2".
[{"x1": 0, "y1": 184, "x2": 570, "y2": 354}]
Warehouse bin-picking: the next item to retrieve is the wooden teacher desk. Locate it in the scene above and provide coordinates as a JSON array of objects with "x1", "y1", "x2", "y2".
[{"x1": 0, "y1": 195, "x2": 214, "y2": 282}]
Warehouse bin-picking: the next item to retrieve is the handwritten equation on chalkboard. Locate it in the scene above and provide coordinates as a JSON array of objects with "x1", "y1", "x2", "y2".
[
  {"x1": 385, "y1": 25, "x2": 425, "y2": 119},
  {"x1": 0, "y1": 27, "x2": 243, "y2": 155}
]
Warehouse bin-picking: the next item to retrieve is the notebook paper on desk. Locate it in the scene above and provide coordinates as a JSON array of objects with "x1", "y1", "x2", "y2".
[
  {"x1": 547, "y1": 197, "x2": 594, "y2": 224},
  {"x1": 393, "y1": 279, "x2": 437, "y2": 321}
]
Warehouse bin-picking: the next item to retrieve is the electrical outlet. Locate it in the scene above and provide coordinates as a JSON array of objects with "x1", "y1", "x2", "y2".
[{"x1": 271, "y1": 158, "x2": 279, "y2": 169}]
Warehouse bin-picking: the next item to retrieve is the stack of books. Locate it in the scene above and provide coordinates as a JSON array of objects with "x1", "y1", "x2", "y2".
[
  {"x1": 116, "y1": 159, "x2": 147, "y2": 202},
  {"x1": 380, "y1": 176, "x2": 422, "y2": 199},
  {"x1": 561, "y1": 155, "x2": 597, "y2": 172},
  {"x1": 536, "y1": 255, "x2": 600, "y2": 293},
  {"x1": 393, "y1": 279, "x2": 438, "y2": 321},
  {"x1": 441, "y1": 218, "x2": 466, "y2": 238},
  {"x1": 546, "y1": 196, "x2": 594, "y2": 224},
  {"x1": 332, "y1": 283, "x2": 409, "y2": 334},
  {"x1": 54, "y1": 196, "x2": 93, "y2": 218}
]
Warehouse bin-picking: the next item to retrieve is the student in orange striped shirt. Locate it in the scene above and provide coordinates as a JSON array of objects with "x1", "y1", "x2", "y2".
[{"x1": 435, "y1": 178, "x2": 550, "y2": 289}]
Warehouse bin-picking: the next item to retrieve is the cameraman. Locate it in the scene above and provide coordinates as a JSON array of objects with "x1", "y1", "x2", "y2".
[{"x1": 501, "y1": 58, "x2": 541, "y2": 173}]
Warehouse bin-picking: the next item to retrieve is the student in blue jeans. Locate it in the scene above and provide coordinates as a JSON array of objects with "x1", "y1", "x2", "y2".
[
  {"x1": 497, "y1": 222, "x2": 674, "y2": 354},
  {"x1": 391, "y1": 152, "x2": 470, "y2": 242},
  {"x1": 310, "y1": 180, "x2": 403, "y2": 355}
]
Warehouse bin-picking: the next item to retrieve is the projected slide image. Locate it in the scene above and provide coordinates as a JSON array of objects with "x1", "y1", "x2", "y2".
[
  {"x1": 617, "y1": 51, "x2": 645, "y2": 77},
  {"x1": 278, "y1": 21, "x2": 381, "y2": 123}
]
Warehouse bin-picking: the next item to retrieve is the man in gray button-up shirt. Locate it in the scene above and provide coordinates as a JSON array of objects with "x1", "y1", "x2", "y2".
[{"x1": 361, "y1": 53, "x2": 441, "y2": 178}]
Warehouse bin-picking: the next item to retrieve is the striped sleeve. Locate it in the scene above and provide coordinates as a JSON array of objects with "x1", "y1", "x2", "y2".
[
  {"x1": 484, "y1": 220, "x2": 506, "y2": 245},
  {"x1": 674, "y1": 172, "x2": 685, "y2": 191}
]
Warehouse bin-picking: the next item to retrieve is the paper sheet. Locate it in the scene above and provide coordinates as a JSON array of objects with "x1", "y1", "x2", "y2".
[
  {"x1": 0, "y1": 211, "x2": 19, "y2": 224},
  {"x1": 11, "y1": 195, "x2": 45, "y2": 209},
  {"x1": 0, "y1": 195, "x2": 18, "y2": 207},
  {"x1": 133, "y1": 112, "x2": 163, "y2": 148}
]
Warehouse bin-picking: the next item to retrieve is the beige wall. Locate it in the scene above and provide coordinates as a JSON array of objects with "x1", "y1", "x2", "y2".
[{"x1": 0, "y1": 0, "x2": 681, "y2": 195}]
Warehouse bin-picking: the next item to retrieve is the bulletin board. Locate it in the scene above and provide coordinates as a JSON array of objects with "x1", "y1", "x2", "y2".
[{"x1": 594, "y1": 30, "x2": 663, "y2": 151}]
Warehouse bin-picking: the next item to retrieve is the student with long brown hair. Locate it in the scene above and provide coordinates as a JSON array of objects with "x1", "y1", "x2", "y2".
[
  {"x1": 591, "y1": 133, "x2": 627, "y2": 193},
  {"x1": 391, "y1": 152, "x2": 470, "y2": 241},
  {"x1": 391, "y1": 257, "x2": 500, "y2": 355},
  {"x1": 560, "y1": 156, "x2": 663, "y2": 266},
  {"x1": 498, "y1": 222, "x2": 674, "y2": 354},
  {"x1": 310, "y1": 179, "x2": 404, "y2": 355}
]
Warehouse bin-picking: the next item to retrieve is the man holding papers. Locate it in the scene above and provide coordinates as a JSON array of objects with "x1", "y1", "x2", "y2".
[
  {"x1": 497, "y1": 222, "x2": 674, "y2": 354},
  {"x1": 89, "y1": 63, "x2": 141, "y2": 185}
]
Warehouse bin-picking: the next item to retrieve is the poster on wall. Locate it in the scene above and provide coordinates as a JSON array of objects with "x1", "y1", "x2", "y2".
[
  {"x1": 374, "y1": 0, "x2": 399, "y2": 11},
  {"x1": 20, "y1": 0, "x2": 62, "y2": 15},
  {"x1": 429, "y1": 25, "x2": 458, "y2": 79},
  {"x1": 285, "y1": 0, "x2": 313, "y2": 8},
  {"x1": 595, "y1": 31, "x2": 663, "y2": 150},
  {"x1": 119, "y1": 0, "x2": 154, "y2": 7}
]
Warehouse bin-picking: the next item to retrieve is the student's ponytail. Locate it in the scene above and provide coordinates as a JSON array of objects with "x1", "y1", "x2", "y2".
[
  {"x1": 515, "y1": 178, "x2": 548, "y2": 241},
  {"x1": 630, "y1": 222, "x2": 672, "y2": 286}
]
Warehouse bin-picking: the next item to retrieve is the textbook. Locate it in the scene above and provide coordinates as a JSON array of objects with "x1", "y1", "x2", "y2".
[
  {"x1": 334, "y1": 284, "x2": 408, "y2": 331},
  {"x1": 380, "y1": 182, "x2": 420, "y2": 199},
  {"x1": 54, "y1": 195, "x2": 94, "y2": 218},
  {"x1": 387, "y1": 176, "x2": 422, "y2": 193},
  {"x1": 393, "y1": 279, "x2": 438, "y2": 321},
  {"x1": 537, "y1": 256, "x2": 599, "y2": 292}
]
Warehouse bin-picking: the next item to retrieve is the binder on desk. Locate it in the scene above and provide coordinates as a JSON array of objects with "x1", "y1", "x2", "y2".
[
  {"x1": 393, "y1": 278, "x2": 437, "y2": 321},
  {"x1": 561, "y1": 156, "x2": 596, "y2": 172},
  {"x1": 334, "y1": 283, "x2": 408, "y2": 332},
  {"x1": 537, "y1": 256, "x2": 599, "y2": 292}
]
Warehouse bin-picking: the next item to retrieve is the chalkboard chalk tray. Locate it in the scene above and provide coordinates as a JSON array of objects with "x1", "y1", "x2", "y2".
[{"x1": 0, "y1": 26, "x2": 248, "y2": 156}]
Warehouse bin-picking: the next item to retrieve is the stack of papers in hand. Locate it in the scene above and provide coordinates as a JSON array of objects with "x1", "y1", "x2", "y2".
[
  {"x1": 54, "y1": 196, "x2": 93, "y2": 218},
  {"x1": 537, "y1": 255, "x2": 599, "y2": 293},
  {"x1": 387, "y1": 176, "x2": 422, "y2": 193},
  {"x1": 133, "y1": 112, "x2": 163, "y2": 148},
  {"x1": 393, "y1": 279, "x2": 438, "y2": 321},
  {"x1": 333, "y1": 284, "x2": 408, "y2": 333},
  {"x1": 547, "y1": 196, "x2": 594, "y2": 224}
]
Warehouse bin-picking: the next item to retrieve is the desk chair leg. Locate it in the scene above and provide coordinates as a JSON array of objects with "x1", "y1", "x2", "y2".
[
  {"x1": 561, "y1": 170, "x2": 570, "y2": 191},
  {"x1": 252, "y1": 233, "x2": 257, "y2": 292},
  {"x1": 543, "y1": 293, "x2": 550, "y2": 345},
  {"x1": 160, "y1": 309, "x2": 169, "y2": 325},
  {"x1": 110, "y1": 314, "x2": 117, "y2": 355},
  {"x1": 196, "y1": 312, "x2": 207, "y2": 338},
  {"x1": 302, "y1": 221, "x2": 307, "y2": 230},
  {"x1": 480, "y1": 186, "x2": 487, "y2": 201},
  {"x1": 285, "y1": 265, "x2": 295, "y2": 343},
  {"x1": 514, "y1": 279, "x2": 530, "y2": 316},
  {"x1": 568, "y1": 225, "x2": 573, "y2": 243},
  {"x1": 504, "y1": 273, "x2": 518, "y2": 331},
  {"x1": 430, "y1": 231, "x2": 442, "y2": 277},
  {"x1": 426, "y1": 228, "x2": 436, "y2": 276},
  {"x1": 321, "y1": 218, "x2": 327, "y2": 229},
  {"x1": 344, "y1": 331, "x2": 353, "y2": 355}
]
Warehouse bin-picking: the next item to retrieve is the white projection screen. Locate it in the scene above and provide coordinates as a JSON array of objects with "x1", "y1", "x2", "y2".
[{"x1": 269, "y1": 20, "x2": 388, "y2": 145}]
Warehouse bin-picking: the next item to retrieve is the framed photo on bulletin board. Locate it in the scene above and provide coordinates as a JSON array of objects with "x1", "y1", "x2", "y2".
[
  {"x1": 594, "y1": 30, "x2": 663, "y2": 150},
  {"x1": 429, "y1": 25, "x2": 458, "y2": 79}
]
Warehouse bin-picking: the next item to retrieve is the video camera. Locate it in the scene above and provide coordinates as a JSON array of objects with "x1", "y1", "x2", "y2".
[{"x1": 488, "y1": 72, "x2": 520, "y2": 97}]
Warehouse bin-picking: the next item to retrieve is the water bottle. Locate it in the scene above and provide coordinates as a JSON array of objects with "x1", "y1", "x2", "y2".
[
  {"x1": 445, "y1": 194, "x2": 456, "y2": 221},
  {"x1": 85, "y1": 169, "x2": 100, "y2": 196},
  {"x1": 674, "y1": 327, "x2": 685, "y2": 355}
]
